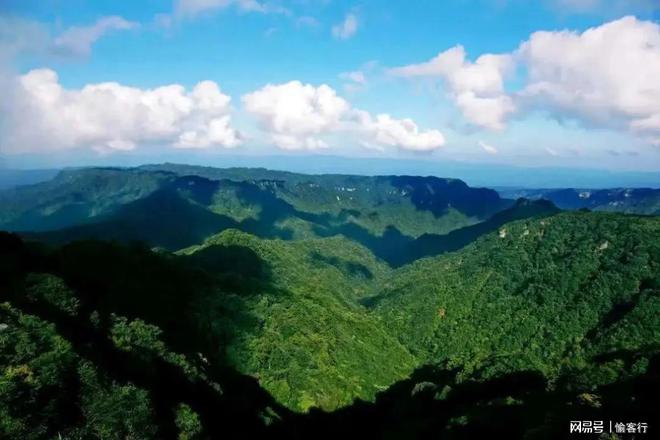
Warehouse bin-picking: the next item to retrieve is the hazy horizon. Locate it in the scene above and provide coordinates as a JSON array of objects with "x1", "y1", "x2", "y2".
[{"x1": 2, "y1": 155, "x2": 659, "y2": 190}]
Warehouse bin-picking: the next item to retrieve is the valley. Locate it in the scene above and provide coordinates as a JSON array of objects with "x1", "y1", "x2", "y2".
[{"x1": 1, "y1": 165, "x2": 658, "y2": 439}]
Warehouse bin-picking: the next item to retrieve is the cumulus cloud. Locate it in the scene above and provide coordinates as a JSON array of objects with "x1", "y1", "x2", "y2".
[
  {"x1": 478, "y1": 140, "x2": 498, "y2": 154},
  {"x1": 0, "y1": 69, "x2": 241, "y2": 154},
  {"x1": 391, "y1": 16, "x2": 660, "y2": 143},
  {"x1": 390, "y1": 46, "x2": 515, "y2": 130},
  {"x1": 354, "y1": 111, "x2": 446, "y2": 152},
  {"x1": 52, "y1": 16, "x2": 138, "y2": 57},
  {"x1": 518, "y1": 16, "x2": 660, "y2": 138},
  {"x1": 242, "y1": 81, "x2": 349, "y2": 150},
  {"x1": 332, "y1": 13, "x2": 358, "y2": 40},
  {"x1": 242, "y1": 81, "x2": 445, "y2": 151}
]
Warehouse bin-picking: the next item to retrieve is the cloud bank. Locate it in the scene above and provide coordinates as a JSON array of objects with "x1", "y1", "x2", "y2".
[
  {"x1": 391, "y1": 16, "x2": 660, "y2": 142},
  {"x1": 0, "y1": 69, "x2": 241, "y2": 154}
]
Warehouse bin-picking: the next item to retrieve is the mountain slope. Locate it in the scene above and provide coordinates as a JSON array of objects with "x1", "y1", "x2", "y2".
[
  {"x1": 388, "y1": 198, "x2": 560, "y2": 267},
  {"x1": 372, "y1": 211, "x2": 660, "y2": 386},
  {"x1": 4, "y1": 166, "x2": 525, "y2": 266},
  {"x1": 142, "y1": 163, "x2": 512, "y2": 237},
  {"x1": 177, "y1": 230, "x2": 415, "y2": 411},
  {"x1": 0, "y1": 168, "x2": 171, "y2": 231},
  {"x1": 0, "y1": 166, "x2": 511, "y2": 240},
  {"x1": 2, "y1": 208, "x2": 659, "y2": 438}
]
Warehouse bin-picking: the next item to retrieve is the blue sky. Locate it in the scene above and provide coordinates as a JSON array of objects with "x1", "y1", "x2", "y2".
[{"x1": 1, "y1": 0, "x2": 659, "y2": 173}]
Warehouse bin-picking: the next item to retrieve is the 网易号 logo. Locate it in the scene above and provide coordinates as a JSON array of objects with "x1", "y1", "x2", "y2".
[{"x1": 570, "y1": 421, "x2": 648, "y2": 435}]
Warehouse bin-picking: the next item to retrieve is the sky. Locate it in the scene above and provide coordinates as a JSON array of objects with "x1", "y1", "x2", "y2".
[{"x1": 1, "y1": 0, "x2": 659, "y2": 174}]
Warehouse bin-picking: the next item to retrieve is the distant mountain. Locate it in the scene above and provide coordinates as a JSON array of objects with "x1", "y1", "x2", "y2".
[
  {"x1": 140, "y1": 163, "x2": 512, "y2": 234},
  {"x1": 4, "y1": 166, "x2": 515, "y2": 260},
  {"x1": 497, "y1": 187, "x2": 660, "y2": 215},
  {"x1": 0, "y1": 168, "x2": 59, "y2": 190},
  {"x1": 0, "y1": 168, "x2": 170, "y2": 231}
]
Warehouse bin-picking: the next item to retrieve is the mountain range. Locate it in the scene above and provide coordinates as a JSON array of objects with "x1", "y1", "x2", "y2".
[{"x1": 1, "y1": 164, "x2": 658, "y2": 439}]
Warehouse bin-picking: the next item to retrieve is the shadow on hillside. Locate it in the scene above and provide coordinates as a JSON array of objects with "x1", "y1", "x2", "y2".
[
  {"x1": 1, "y1": 232, "x2": 293, "y2": 439},
  {"x1": 182, "y1": 244, "x2": 273, "y2": 293},
  {"x1": 3, "y1": 231, "x2": 660, "y2": 439},
  {"x1": 24, "y1": 174, "x2": 558, "y2": 269},
  {"x1": 388, "y1": 175, "x2": 507, "y2": 219},
  {"x1": 309, "y1": 251, "x2": 374, "y2": 280},
  {"x1": 406, "y1": 199, "x2": 560, "y2": 264},
  {"x1": 270, "y1": 352, "x2": 660, "y2": 440}
]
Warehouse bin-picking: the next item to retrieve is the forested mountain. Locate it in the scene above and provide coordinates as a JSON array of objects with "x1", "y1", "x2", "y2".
[
  {"x1": 1, "y1": 166, "x2": 518, "y2": 264},
  {"x1": 1, "y1": 165, "x2": 659, "y2": 438},
  {"x1": 497, "y1": 187, "x2": 660, "y2": 215},
  {"x1": 0, "y1": 166, "x2": 511, "y2": 239},
  {"x1": 2, "y1": 209, "x2": 659, "y2": 438},
  {"x1": 0, "y1": 168, "x2": 171, "y2": 232},
  {"x1": 373, "y1": 212, "x2": 660, "y2": 382}
]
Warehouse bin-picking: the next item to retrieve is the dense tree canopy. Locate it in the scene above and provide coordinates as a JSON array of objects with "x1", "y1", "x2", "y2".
[{"x1": 0, "y1": 166, "x2": 658, "y2": 438}]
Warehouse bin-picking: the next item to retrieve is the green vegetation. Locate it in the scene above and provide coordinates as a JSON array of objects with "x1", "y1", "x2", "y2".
[
  {"x1": 0, "y1": 165, "x2": 659, "y2": 438},
  {"x1": 0, "y1": 168, "x2": 170, "y2": 231},
  {"x1": 180, "y1": 230, "x2": 415, "y2": 411},
  {"x1": 1, "y1": 166, "x2": 511, "y2": 264},
  {"x1": 373, "y1": 212, "x2": 660, "y2": 387}
]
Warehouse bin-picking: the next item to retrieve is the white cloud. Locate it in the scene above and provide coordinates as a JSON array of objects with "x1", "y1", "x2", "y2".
[
  {"x1": 242, "y1": 81, "x2": 445, "y2": 151},
  {"x1": 0, "y1": 69, "x2": 241, "y2": 153},
  {"x1": 339, "y1": 70, "x2": 366, "y2": 85},
  {"x1": 517, "y1": 16, "x2": 660, "y2": 138},
  {"x1": 332, "y1": 13, "x2": 358, "y2": 40},
  {"x1": 52, "y1": 16, "x2": 138, "y2": 57},
  {"x1": 390, "y1": 45, "x2": 515, "y2": 130},
  {"x1": 242, "y1": 81, "x2": 350, "y2": 150},
  {"x1": 339, "y1": 69, "x2": 367, "y2": 93},
  {"x1": 478, "y1": 140, "x2": 498, "y2": 154},
  {"x1": 354, "y1": 111, "x2": 446, "y2": 152},
  {"x1": 391, "y1": 17, "x2": 660, "y2": 144}
]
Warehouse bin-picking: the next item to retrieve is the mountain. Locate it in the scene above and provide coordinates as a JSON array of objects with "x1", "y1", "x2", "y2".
[
  {"x1": 177, "y1": 230, "x2": 415, "y2": 412},
  {"x1": 2, "y1": 165, "x2": 659, "y2": 438},
  {"x1": 2, "y1": 209, "x2": 659, "y2": 439},
  {"x1": 0, "y1": 168, "x2": 170, "y2": 231},
  {"x1": 3, "y1": 166, "x2": 516, "y2": 263},
  {"x1": 391, "y1": 198, "x2": 560, "y2": 267},
  {"x1": 0, "y1": 168, "x2": 59, "y2": 190},
  {"x1": 497, "y1": 187, "x2": 660, "y2": 215},
  {"x1": 372, "y1": 211, "x2": 660, "y2": 383}
]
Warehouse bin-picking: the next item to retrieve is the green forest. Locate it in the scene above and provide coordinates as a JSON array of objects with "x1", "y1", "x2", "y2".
[{"x1": 1, "y1": 166, "x2": 659, "y2": 439}]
